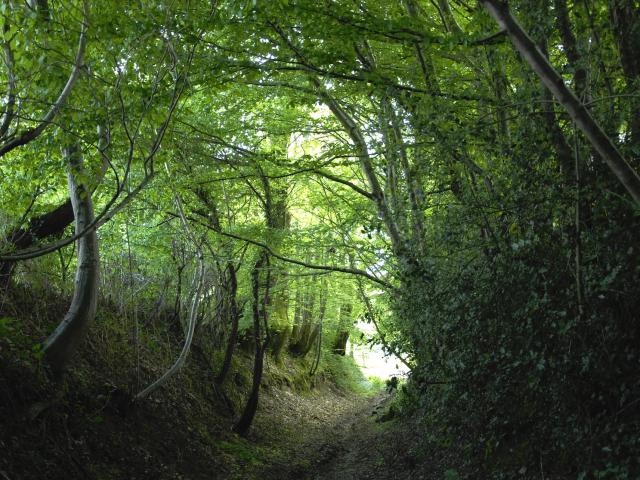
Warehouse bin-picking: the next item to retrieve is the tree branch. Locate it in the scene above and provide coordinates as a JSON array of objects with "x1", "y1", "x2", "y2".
[
  {"x1": 482, "y1": 0, "x2": 640, "y2": 205},
  {"x1": 313, "y1": 169, "x2": 374, "y2": 199},
  {"x1": 197, "y1": 222, "x2": 392, "y2": 289},
  {"x1": 0, "y1": 0, "x2": 89, "y2": 158}
]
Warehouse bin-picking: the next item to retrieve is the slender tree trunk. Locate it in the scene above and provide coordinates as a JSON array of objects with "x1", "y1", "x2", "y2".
[
  {"x1": 310, "y1": 76, "x2": 404, "y2": 254},
  {"x1": 437, "y1": 0, "x2": 463, "y2": 35},
  {"x1": 553, "y1": 0, "x2": 588, "y2": 100},
  {"x1": 482, "y1": 0, "x2": 640, "y2": 205},
  {"x1": 355, "y1": 277, "x2": 412, "y2": 371},
  {"x1": 135, "y1": 197, "x2": 206, "y2": 400},
  {"x1": 172, "y1": 260, "x2": 185, "y2": 327},
  {"x1": 233, "y1": 254, "x2": 267, "y2": 437},
  {"x1": 192, "y1": 188, "x2": 242, "y2": 385},
  {"x1": 404, "y1": 0, "x2": 441, "y2": 95},
  {"x1": 381, "y1": 94, "x2": 427, "y2": 255},
  {"x1": 271, "y1": 324, "x2": 291, "y2": 364},
  {"x1": 485, "y1": 47, "x2": 511, "y2": 149},
  {"x1": 574, "y1": 127, "x2": 585, "y2": 321},
  {"x1": 216, "y1": 263, "x2": 239, "y2": 384},
  {"x1": 42, "y1": 144, "x2": 99, "y2": 377},
  {"x1": 290, "y1": 283, "x2": 303, "y2": 345},
  {"x1": 309, "y1": 321, "x2": 322, "y2": 376},
  {"x1": 609, "y1": 0, "x2": 640, "y2": 143},
  {"x1": 136, "y1": 253, "x2": 205, "y2": 400}
]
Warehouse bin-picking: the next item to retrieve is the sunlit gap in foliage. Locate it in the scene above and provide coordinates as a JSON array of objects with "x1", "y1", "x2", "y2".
[{"x1": 348, "y1": 319, "x2": 409, "y2": 382}]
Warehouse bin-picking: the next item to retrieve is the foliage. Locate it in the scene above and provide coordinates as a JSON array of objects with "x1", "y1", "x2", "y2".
[{"x1": 1, "y1": 0, "x2": 639, "y2": 477}]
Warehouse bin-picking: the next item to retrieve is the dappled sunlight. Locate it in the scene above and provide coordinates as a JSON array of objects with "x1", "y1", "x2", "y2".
[{"x1": 347, "y1": 320, "x2": 409, "y2": 381}]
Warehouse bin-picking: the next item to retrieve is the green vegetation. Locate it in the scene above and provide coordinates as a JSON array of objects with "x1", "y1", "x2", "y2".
[
  {"x1": 320, "y1": 351, "x2": 379, "y2": 395},
  {"x1": 1, "y1": 0, "x2": 639, "y2": 478}
]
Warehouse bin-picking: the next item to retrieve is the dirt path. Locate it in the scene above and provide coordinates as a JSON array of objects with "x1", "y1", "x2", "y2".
[
  {"x1": 305, "y1": 393, "x2": 391, "y2": 480},
  {"x1": 251, "y1": 386, "x2": 432, "y2": 480}
]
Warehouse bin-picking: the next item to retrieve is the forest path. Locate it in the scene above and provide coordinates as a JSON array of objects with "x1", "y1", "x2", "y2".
[
  {"x1": 303, "y1": 392, "x2": 391, "y2": 480},
  {"x1": 253, "y1": 386, "x2": 427, "y2": 480}
]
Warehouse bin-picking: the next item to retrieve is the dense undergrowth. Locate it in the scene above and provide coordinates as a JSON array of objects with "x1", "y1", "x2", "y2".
[{"x1": 388, "y1": 185, "x2": 640, "y2": 478}]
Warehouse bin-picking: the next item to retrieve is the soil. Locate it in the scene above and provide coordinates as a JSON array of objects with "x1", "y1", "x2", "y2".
[
  {"x1": 1, "y1": 287, "x2": 438, "y2": 479},
  {"x1": 252, "y1": 384, "x2": 437, "y2": 480},
  {"x1": 1, "y1": 360, "x2": 437, "y2": 480}
]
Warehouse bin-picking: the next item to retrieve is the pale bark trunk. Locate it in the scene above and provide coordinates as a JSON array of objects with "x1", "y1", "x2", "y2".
[
  {"x1": 1, "y1": 126, "x2": 108, "y2": 289},
  {"x1": 313, "y1": 77, "x2": 404, "y2": 254},
  {"x1": 135, "y1": 254, "x2": 205, "y2": 400},
  {"x1": 42, "y1": 144, "x2": 99, "y2": 376},
  {"x1": 482, "y1": 0, "x2": 640, "y2": 205},
  {"x1": 135, "y1": 197, "x2": 206, "y2": 400}
]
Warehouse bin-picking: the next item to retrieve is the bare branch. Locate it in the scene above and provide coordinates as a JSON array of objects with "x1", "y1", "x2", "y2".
[
  {"x1": 313, "y1": 169, "x2": 374, "y2": 199},
  {"x1": 200, "y1": 223, "x2": 393, "y2": 290}
]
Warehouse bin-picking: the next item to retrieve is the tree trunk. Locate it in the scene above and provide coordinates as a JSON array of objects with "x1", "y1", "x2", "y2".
[
  {"x1": 609, "y1": 0, "x2": 640, "y2": 143},
  {"x1": 308, "y1": 74, "x2": 404, "y2": 254},
  {"x1": 42, "y1": 145, "x2": 99, "y2": 377},
  {"x1": 289, "y1": 277, "x2": 317, "y2": 356},
  {"x1": 332, "y1": 302, "x2": 352, "y2": 356},
  {"x1": 332, "y1": 331, "x2": 349, "y2": 356},
  {"x1": 270, "y1": 325, "x2": 291, "y2": 364},
  {"x1": 1, "y1": 124, "x2": 108, "y2": 290},
  {"x1": 261, "y1": 171, "x2": 290, "y2": 363},
  {"x1": 482, "y1": 0, "x2": 640, "y2": 205},
  {"x1": 0, "y1": 200, "x2": 74, "y2": 290},
  {"x1": 233, "y1": 254, "x2": 267, "y2": 437},
  {"x1": 290, "y1": 286, "x2": 303, "y2": 344},
  {"x1": 136, "y1": 253, "x2": 205, "y2": 400},
  {"x1": 216, "y1": 263, "x2": 239, "y2": 384},
  {"x1": 135, "y1": 197, "x2": 206, "y2": 401},
  {"x1": 192, "y1": 188, "x2": 242, "y2": 385}
]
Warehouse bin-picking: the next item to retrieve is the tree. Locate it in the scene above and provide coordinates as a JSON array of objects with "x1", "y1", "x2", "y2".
[
  {"x1": 233, "y1": 252, "x2": 269, "y2": 437},
  {"x1": 41, "y1": 143, "x2": 99, "y2": 376}
]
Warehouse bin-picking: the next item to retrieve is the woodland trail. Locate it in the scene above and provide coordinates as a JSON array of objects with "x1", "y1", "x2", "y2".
[
  {"x1": 254, "y1": 386, "x2": 434, "y2": 480},
  {"x1": 304, "y1": 393, "x2": 393, "y2": 480}
]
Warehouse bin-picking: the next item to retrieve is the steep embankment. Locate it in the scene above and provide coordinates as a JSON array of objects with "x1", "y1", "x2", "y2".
[
  {"x1": 0, "y1": 351, "x2": 401, "y2": 480},
  {"x1": 0, "y1": 285, "x2": 442, "y2": 480},
  {"x1": 0, "y1": 290, "x2": 420, "y2": 480}
]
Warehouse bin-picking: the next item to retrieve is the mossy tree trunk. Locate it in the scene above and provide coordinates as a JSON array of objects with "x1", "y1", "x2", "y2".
[
  {"x1": 261, "y1": 171, "x2": 291, "y2": 363},
  {"x1": 289, "y1": 274, "x2": 318, "y2": 356},
  {"x1": 332, "y1": 303, "x2": 353, "y2": 356}
]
